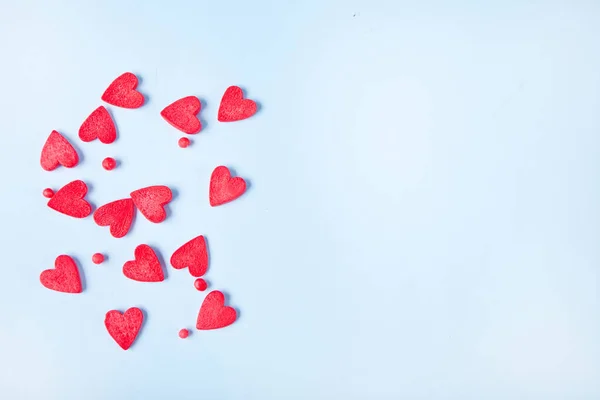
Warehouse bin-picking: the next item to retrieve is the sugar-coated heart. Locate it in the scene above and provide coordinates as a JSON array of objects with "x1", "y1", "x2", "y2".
[
  {"x1": 170, "y1": 235, "x2": 209, "y2": 277},
  {"x1": 209, "y1": 166, "x2": 246, "y2": 206},
  {"x1": 93, "y1": 198, "x2": 135, "y2": 238},
  {"x1": 79, "y1": 106, "x2": 117, "y2": 144},
  {"x1": 47, "y1": 180, "x2": 92, "y2": 218},
  {"x1": 101, "y1": 72, "x2": 144, "y2": 109},
  {"x1": 40, "y1": 130, "x2": 79, "y2": 171},
  {"x1": 123, "y1": 244, "x2": 164, "y2": 282},
  {"x1": 196, "y1": 290, "x2": 237, "y2": 330},
  {"x1": 130, "y1": 185, "x2": 172, "y2": 223},
  {"x1": 39, "y1": 255, "x2": 82, "y2": 294},
  {"x1": 160, "y1": 96, "x2": 202, "y2": 134},
  {"x1": 217, "y1": 86, "x2": 257, "y2": 122},
  {"x1": 104, "y1": 307, "x2": 144, "y2": 350}
]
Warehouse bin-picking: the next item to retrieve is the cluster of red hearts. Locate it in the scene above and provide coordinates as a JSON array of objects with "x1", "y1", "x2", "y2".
[{"x1": 39, "y1": 72, "x2": 256, "y2": 350}]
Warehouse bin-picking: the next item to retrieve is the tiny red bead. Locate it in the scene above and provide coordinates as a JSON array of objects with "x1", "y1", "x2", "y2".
[
  {"x1": 102, "y1": 157, "x2": 117, "y2": 170},
  {"x1": 42, "y1": 188, "x2": 54, "y2": 198},
  {"x1": 92, "y1": 253, "x2": 105, "y2": 264},
  {"x1": 194, "y1": 278, "x2": 207, "y2": 291},
  {"x1": 179, "y1": 329, "x2": 189, "y2": 339},
  {"x1": 178, "y1": 137, "x2": 190, "y2": 148}
]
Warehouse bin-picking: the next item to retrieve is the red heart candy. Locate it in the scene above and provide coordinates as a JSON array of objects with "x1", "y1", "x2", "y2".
[
  {"x1": 196, "y1": 290, "x2": 237, "y2": 330},
  {"x1": 47, "y1": 180, "x2": 92, "y2": 218},
  {"x1": 123, "y1": 244, "x2": 164, "y2": 282},
  {"x1": 101, "y1": 72, "x2": 144, "y2": 109},
  {"x1": 40, "y1": 130, "x2": 79, "y2": 171},
  {"x1": 130, "y1": 185, "x2": 172, "y2": 223},
  {"x1": 79, "y1": 106, "x2": 117, "y2": 144},
  {"x1": 93, "y1": 198, "x2": 135, "y2": 238},
  {"x1": 170, "y1": 235, "x2": 208, "y2": 277},
  {"x1": 217, "y1": 86, "x2": 257, "y2": 122},
  {"x1": 39, "y1": 255, "x2": 82, "y2": 294},
  {"x1": 104, "y1": 307, "x2": 144, "y2": 350},
  {"x1": 160, "y1": 96, "x2": 202, "y2": 134},
  {"x1": 209, "y1": 166, "x2": 246, "y2": 206}
]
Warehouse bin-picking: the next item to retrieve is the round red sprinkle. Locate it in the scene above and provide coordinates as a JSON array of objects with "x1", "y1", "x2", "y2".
[
  {"x1": 92, "y1": 253, "x2": 105, "y2": 264},
  {"x1": 194, "y1": 278, "x2": 207, "y2": 291},
  {"x1": 42, "y1": 188, "x2": 54, "y2": 198},
  {"x1": 102, "y1": 157, "x2": 117, "y2": 170},
  {"x1": 178, "y1": 137, "x2": 190, "y2": 148},
  {"x1": 179, "y1": 329, "x2": 189, "y2": 339}
]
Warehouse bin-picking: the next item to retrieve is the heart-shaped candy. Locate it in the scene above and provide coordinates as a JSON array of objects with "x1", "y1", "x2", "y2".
[
  {"x1": 47, "y1": 180, "x2": 92, "y2": 218},
  {"x1": 79, "y1": 106, "x2": 117, "y2": 144},
  {"x1": 93, "y1": 198, "x2": 135, "y2": 238},
  {"x1": 130, "y1": 185, "x2": 172, "y2": 223},
  {"x1": 161, "y1": 96, "x2": 202, "y2": 134},
  {"x1": 101, "y1": 72, "x2": 144, "y2": 109},
  {"x1": 39, "y1": 255, "x2": 83, "y2": 293},
  {"x1": 170, "y1": 235, "x2": 209, "y2": 277},
  {"x1": 209, "y1": 166, "x2": 246, "y2": 206},
  {"x1": 217, "y1": 86, "x2": 257, "y2": 122},
  {"x1": 104, "y1": 307, "x2": 144, "y2": 350},
  {"x1": 123, "y1": 244, "x2": 165, "y2": 282},
  {"x1": 40, "y1": 130, "x2": 79, "y2": 171},
  {"x1": 196, "y1": 290, "x2": 237, "y2": 330}
]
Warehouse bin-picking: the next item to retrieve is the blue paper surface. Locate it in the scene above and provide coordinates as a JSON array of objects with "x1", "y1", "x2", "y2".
[{"x1": 0, "y1": 1, "x2": 599, "y2": 399}]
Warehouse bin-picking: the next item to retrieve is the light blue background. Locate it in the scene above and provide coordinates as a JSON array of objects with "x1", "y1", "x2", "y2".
[{"x1": 0, "y1": 0, "x2": 599, "y2": 399}]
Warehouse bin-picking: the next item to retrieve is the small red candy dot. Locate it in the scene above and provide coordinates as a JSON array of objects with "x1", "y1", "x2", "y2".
[
  {"x1": 194, "y1": 278, "x2": 207, "y2": 291},
  {"x1": 92, "y1": 253, "x2": 105, "y2": 264},
  {"x1": 179, "y1": 329, "x2": 190, "y2": 339},
  {"x1": 178, "y1": 137, "x2": 190, "y2": 148},
  {"x1": 42, "y1": 188, "x2": 54, "y2": 198},
  {"x1": 102, "y1": 157, "x2": 117, "y2": 170}
]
